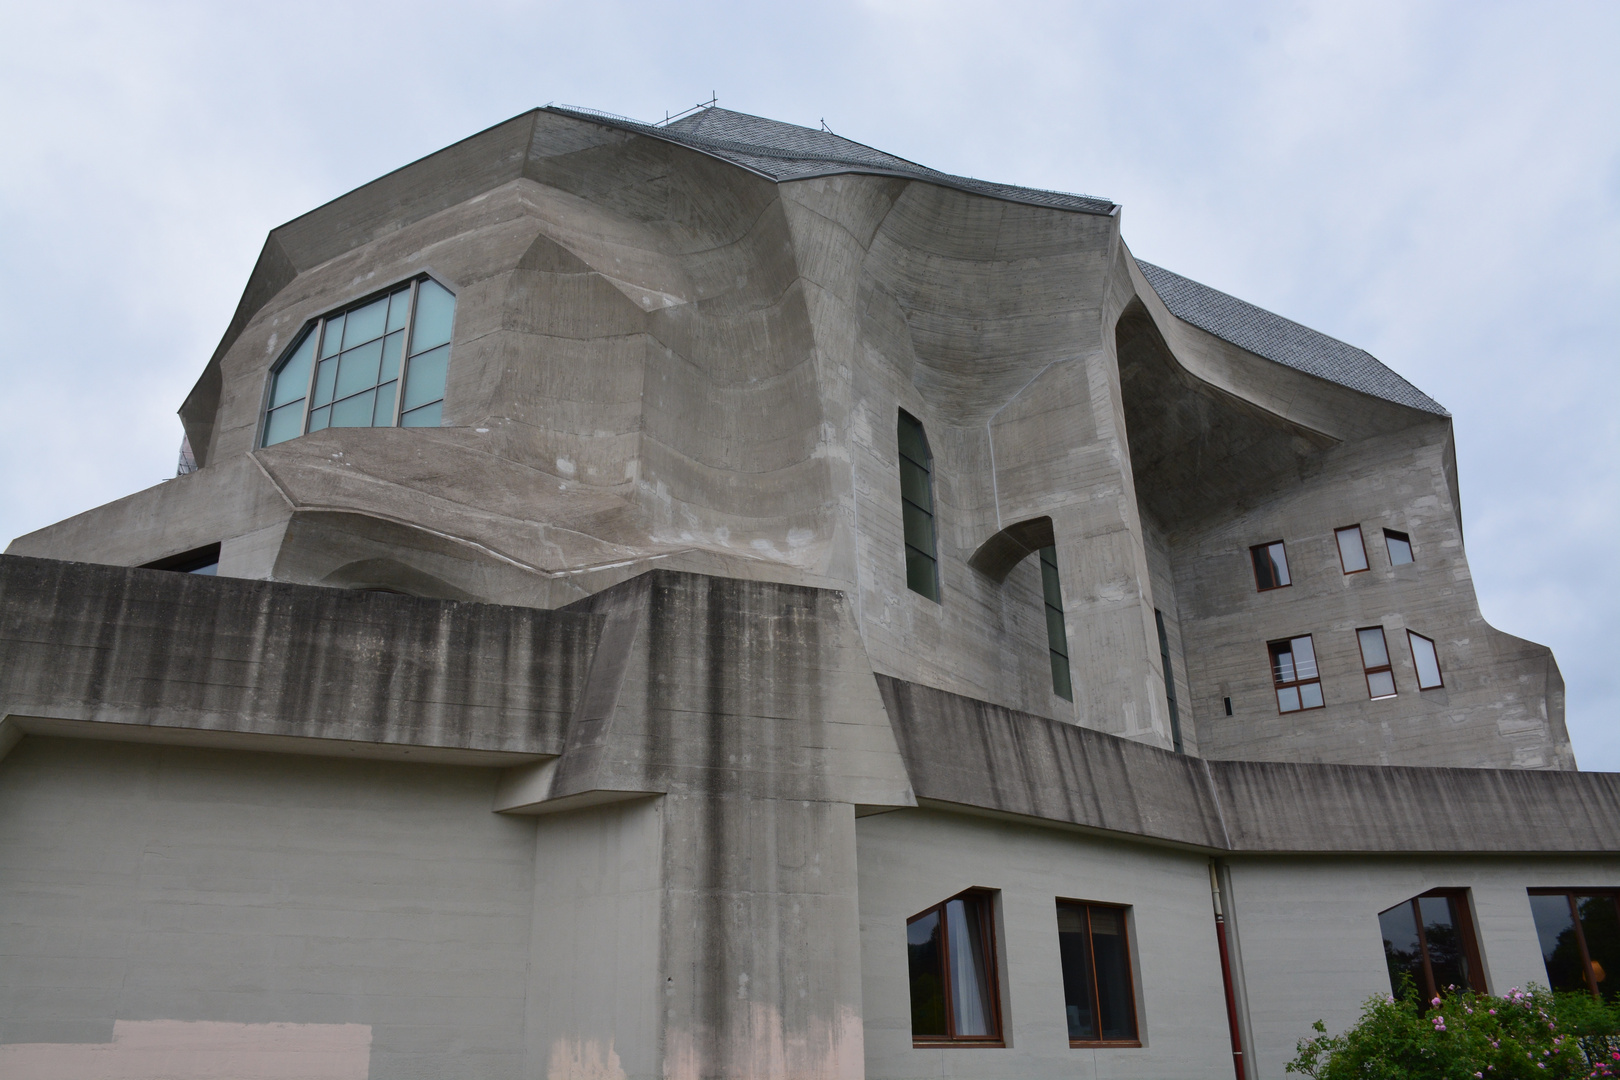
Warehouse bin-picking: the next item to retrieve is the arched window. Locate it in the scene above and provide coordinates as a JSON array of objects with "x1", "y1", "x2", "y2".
[
  {"x1": 262, "y1": 276, "x2": 455, "y2": 447},
  {"x1": 898, "y1": 410, "x2": 940, "y2": 602}
]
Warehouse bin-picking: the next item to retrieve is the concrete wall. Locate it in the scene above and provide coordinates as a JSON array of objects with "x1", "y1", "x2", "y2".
[{"x1": 0, "y1": 737, "x2": 535, "y2": 1079}]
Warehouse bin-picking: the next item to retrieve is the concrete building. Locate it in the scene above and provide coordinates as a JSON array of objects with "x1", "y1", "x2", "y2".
[{"x1": 1, "y1": 104, "x2": 1614, "y2": 1079}]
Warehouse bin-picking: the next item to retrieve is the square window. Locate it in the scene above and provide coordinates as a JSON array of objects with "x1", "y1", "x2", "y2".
[
  {"x1": 1057, "y1": 900, "x2": 1139, "y2": 1046},
  {"x1": 1408, "y1": 631, "x2": 1444, "y2": 689},
  {"x1": 1357, "y1": 626, "x2": 1397, "y2": 699},
  {"x1": 1379, "y1": 890, "x2": 1486, "y2": 1002},
  {"x1": 1336, "y1": 525, "x2": 1369, "y2": 573},
  {"x1": 907, "y1": 890, "x2": 1003, "y2": 1046},
  {"x1": 1251, "y1": 541, "x2": 1291, "y2": 591},
  {"x1": 1385, "y1": 529, "x2": 1414, "y2": 565},
  {"x1": 1269, "y1": 635, "x2": 1323, "y2": 713},
  {"x1": 1528, "y1": 891, "x2": 1620, "y2": 1001}
]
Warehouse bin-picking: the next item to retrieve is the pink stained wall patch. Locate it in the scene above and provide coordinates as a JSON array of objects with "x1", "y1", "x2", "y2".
[{"x1": 0, "y1": 1019, "x2": 371, "y2": 1079}]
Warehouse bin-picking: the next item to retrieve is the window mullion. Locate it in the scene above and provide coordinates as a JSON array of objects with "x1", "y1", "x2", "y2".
[
  {"x1": 1086, "y1": 905, "x2": 1105, "y2": 1041},
  {"x1": 300, "y1": 319, "x2": 329, "y2": 435},
  {"x1": 1413, "y1": 899, "x2": 1438, "y2": 1001},
  {"x1": 391, "y1": 278, "x2": 420, "y2": 428},
  {"x1": 1568, "y1": 894, "x2": 1600, "y2": 999},
  {"x1": 938, "y1": 902, "x2": 955, "y2": 1039}
]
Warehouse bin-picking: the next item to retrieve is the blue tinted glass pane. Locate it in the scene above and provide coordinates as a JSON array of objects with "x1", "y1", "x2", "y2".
[
  {"x1": 401, "y1": 344, "x2": 448, "y2": 411},
  {"x1": 319, "y1": 314, "x2": 344, "y2": 358},
  {"x1": 379, "y1": 331, "x2": 404, "y2": 383},
  {"x1": 373, "y1": 381, "x2": 397, "y2": 426},
  {"x1": 262, "y1": 400, "x2": 304, "y2": 446},
  {"x1": 386, "y1": 287, "x2": 410, "y2": 332},
  {"x1": 335, "y1": 338, "x2": 384, "y2": 400},
  {"x1": 400, "y1": 400, "x2": 442, "y2": 428},
  {"x1": 1300, "y1": 681, "x2": 1324, "y2": 709},
  {"x1": 312, "y1": 357, "x2": 338, "y2": 407},
  {"x1": 409, "y1": 279, "x2": 455, "y2": 353},
  {"x1": 330, "y1": 389, "x2": 376, "y2": 428},
  {"x1": 308, "y1": 405, "x2": 330, "y2": 432},
  {"x1": 270, "y1": 332, "x2": 316, "y2": 408},
  {"x1": 342, "y1": 296, "x2": 388, "y2": 349}
]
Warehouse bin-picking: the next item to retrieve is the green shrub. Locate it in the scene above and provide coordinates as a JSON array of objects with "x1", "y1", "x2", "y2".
[{"x1": 1287, "y1": 984, "x2": 1620, "y2": 1079}]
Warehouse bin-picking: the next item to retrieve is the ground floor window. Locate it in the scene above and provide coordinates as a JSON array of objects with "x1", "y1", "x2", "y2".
[
  {"x1": 907, "y1": 889, "x2": 1003, "y2": 1046},
  {"x1": 1528, "y1": 890, "x2": 1620, "y2": 1000},
  {"x1": 1378, "y1": 889, "x2": 1486, "y2": 1001},
  {"x1": 1056, "y1": 900, "x2": 1140, "y2": 1046}
]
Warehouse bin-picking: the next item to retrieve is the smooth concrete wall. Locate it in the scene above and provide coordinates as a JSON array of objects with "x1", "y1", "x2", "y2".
[
  {"x1": 0, "y1": 737, "x2": 536, "y2": 1078},
  {"x1": 1227, "y1": 854, "x2": 1620, "y2": 1078},
  {"x1": 856, "y1": 806, "x2": 1235, "y2": 1079},
  {"x1": 1169, "y1": 423, "x2": 1572, "y2": 769}
]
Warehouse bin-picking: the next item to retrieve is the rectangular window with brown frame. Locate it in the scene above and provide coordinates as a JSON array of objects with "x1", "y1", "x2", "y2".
[
  {"x1": 907, "y1": 889, "x2": 1003, "y2": 1046},
  {"x1": 1527, "y1": 890, "x2": 1620, "y2": 1001},
  {"x1": 1268, "y1": 635, "x2": 1323, "y2": 712},
  {"x1": 1336, "y1": 525, "x2": 1369, "y2": 573},
  {"x1": 1408, "y1": 631, "x2": 1444, "y2": 689},
  {"x1": 1385, "y1": 528, "x2": 1414, "y2": 565},
  {"x1": 1378, "y1": 890, "x2": 1486, "y2": 1003},
  {"x1": 1250, "y1": 540, "x2": 1291, "y2": 591},
  {"x1": 1357, "y1": 626, "x2": 1397, "y2": 699},
  {"x1": 1056, "y1": 900, "x2": 1140, "y2": 1047}
]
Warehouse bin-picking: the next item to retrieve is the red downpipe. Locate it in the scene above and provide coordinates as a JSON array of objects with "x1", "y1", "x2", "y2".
[{"x1": 1211, "y1": 863, "x2": 1246, "y2": 1080}]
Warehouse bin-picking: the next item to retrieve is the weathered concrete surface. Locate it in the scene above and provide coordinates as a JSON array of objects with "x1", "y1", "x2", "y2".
[
  {"x1": 879, "y1": 675, "x2": 1620, "y2": 854},
  {"x1": 0, "y1": 555, "x2": 597, "y2": 761}
]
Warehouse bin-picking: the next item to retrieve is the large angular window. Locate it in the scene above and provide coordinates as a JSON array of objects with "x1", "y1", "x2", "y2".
[
  {"x1": 1357, "y1": 626, "x2": 1397, "y2": 699},
  {"x1": 1408, "y1": 631, "x2": 1444, "y2": 689},
  {"x1": 1057, "y1": 900, "x2": 1139, "y2": 1046},
  {"x1": 907, "y1": 889, "x2": 1002, "y2": 1046},
  {"x1": 1040, "y1": 545, "x2": 1073, "y2": 701},
  {"x1": 1250, "y1": 540, "x2": 1291, "y2": 591},
  {"x1": 1269, "y1": 634, "x2": 1323, "y2": 712},
  {"x1": 1378, "y1": 890, "x2": 1486, "y2": 1001},
  {"x1": 1528, "y1": 891, "x2": 1620, "y2": 1000},
  {"x1": 897, "y1": 410, "x2": 940, "y2": 602},
  {"x1": 262, "y1": 276, "x2": 455, "y2": 447}
]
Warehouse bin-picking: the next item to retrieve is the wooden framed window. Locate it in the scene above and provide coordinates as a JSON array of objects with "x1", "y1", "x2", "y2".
[
  {"x1": 907, "y1": 889, "x2": 1003, "y2": 1046},
  {"x1": 897, "y1": 410, "x2": 941, "y2": 603},
  {"x1": 1385, "y1": 528, "x2": 1414, "y2": 565},
  {"x1": 1250, "y1": 541, "x2": 1291, "y2": 591},
  {"x1": 1356, "y1": 626, "x2": 1397, "y2": 699},
  {"x1": 1268, "y1": 635, "x2": 1323, "y2": 712},
  {"x1": 1057, "y1": 900, "x2": 1140, "y2": 1047},
  {"x1": 1378, "y1": 889, "x2": 1486, "y2": 1002},
  {"x1": 1335, "y1": 525, "x2": 1369, "y2": 573},
  {"x1": 261, "y1": 275, "x2": 455, "y2": 447},
  {"x1": 1039, "y1": 546, "x2": 1073, "y2": 701},
  {"x1": 1407, "y1": 631, "x2": 1444, "y2": 689},
  {"x1": 1528, "y1": 890, "x2": 1620, "y2": 1000}
]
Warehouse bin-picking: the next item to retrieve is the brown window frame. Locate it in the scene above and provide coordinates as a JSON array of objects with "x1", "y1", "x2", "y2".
[
  {"x1": 1385, "y1": 528, "x2": 1414, "y2": 566},
  {"x1": 1379, "y1": 889, "x2": 1487, "y2": 1002},
  {"x1": 906, "y1": 888, "x2": 1005, "y2": 1048},
  {"x1": 1356, "y1": 626, "x2": 1397, "y2": 700},
  {"x1": 1527, "y1": 889, "x2": 1620, "y2": 999},
  {"x1": 1335, "y1": 525, "x2": 1370, "y2": 574},
  {"x1": 1056, "y1": 898, "x2": 1141, "y2": 1049},
  {"x1": 1250, "y1": 540, "x2": 1291, "y2": 592},
  {"x1": 1268, "y1": 635, "x2": 1324, "y2": 714},
  {"x1": 1407, "y1": 630, "x2": 1445, "y2": 690}
]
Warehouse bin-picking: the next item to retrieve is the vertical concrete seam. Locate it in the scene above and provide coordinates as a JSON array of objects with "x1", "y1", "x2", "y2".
[{"x1": 1202, "y1": 757, "x2": 1234, "y2": 851}]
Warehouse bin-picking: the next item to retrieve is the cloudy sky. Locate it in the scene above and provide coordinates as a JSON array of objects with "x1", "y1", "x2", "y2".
[{"x1": 1, "y1": 1, "x2": 1615, "y2": 765}]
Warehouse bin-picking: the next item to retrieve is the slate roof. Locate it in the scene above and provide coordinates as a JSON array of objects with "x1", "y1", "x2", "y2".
[
  {"x1": 1136, "y1": 261, "x2": 1448, "y2": 416},
  {"x1": 546, "y1": 105, "x2": 1118, "y2": 216},
  {"x1": 545, "y1": 104, "x2": 1444, "y2": 417}
]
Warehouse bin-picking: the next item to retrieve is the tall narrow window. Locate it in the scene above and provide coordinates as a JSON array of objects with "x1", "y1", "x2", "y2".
[
  {"x1": 1039, "y1": 546, "x2": 1073, "y2": 701},
  {"x1": 1155, "y1": 610, "x2": 1183, "y2": 753},
  {"x1": 897, "y1": 410, "x2": 940, "y2": 602},
  {"x1": 1385, "y1": 529, "x2": 1414, "y2": 565},
  {"x1": 1357, "y1": 626, "x2": 1397, "y2": 699},
  {"x1": 1268, "y1": 635, "x2": 1323, "y2": 712},
  {"x1": 907, "y1": 890, "x2": 1002, "y2": 1046},
  {"x1": 1250, "y1": 541, "x2": 1291, "y2": 591},
  {"x1": 262, "y1": 276, "x2": 455, "y2": 447},
  {"x1": 1528, "y1": 891, "x2": 1620, "y2": 1000},
  {"x1": 1336, "y1": 525, "x2": 1369, "y2": 573},
  {"x1": 1378, "y1": 890, "x2": 1485, "y2": 1001},
  {"x1": 1057, "y1": 900, "x2": 1139, "y2": 1046},
  {"x1": 1408, "y1": 631, "x2": 1444, "y2": 689}
]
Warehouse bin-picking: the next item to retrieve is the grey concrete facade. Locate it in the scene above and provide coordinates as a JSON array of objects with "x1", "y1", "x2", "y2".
[{"x1": 2, "y1": 105, "x2": 1612, "y2": 1078}]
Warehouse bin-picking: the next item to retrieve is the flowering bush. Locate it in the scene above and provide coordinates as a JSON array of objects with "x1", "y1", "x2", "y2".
[{"x1": 1287, "y1": 984, "x2": 1620, "y2": 1079}]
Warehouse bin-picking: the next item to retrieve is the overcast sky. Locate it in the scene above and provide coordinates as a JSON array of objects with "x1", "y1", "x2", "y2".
[{"x1": 1, "y1": 1, "x2": 1615, "y2": 765}]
